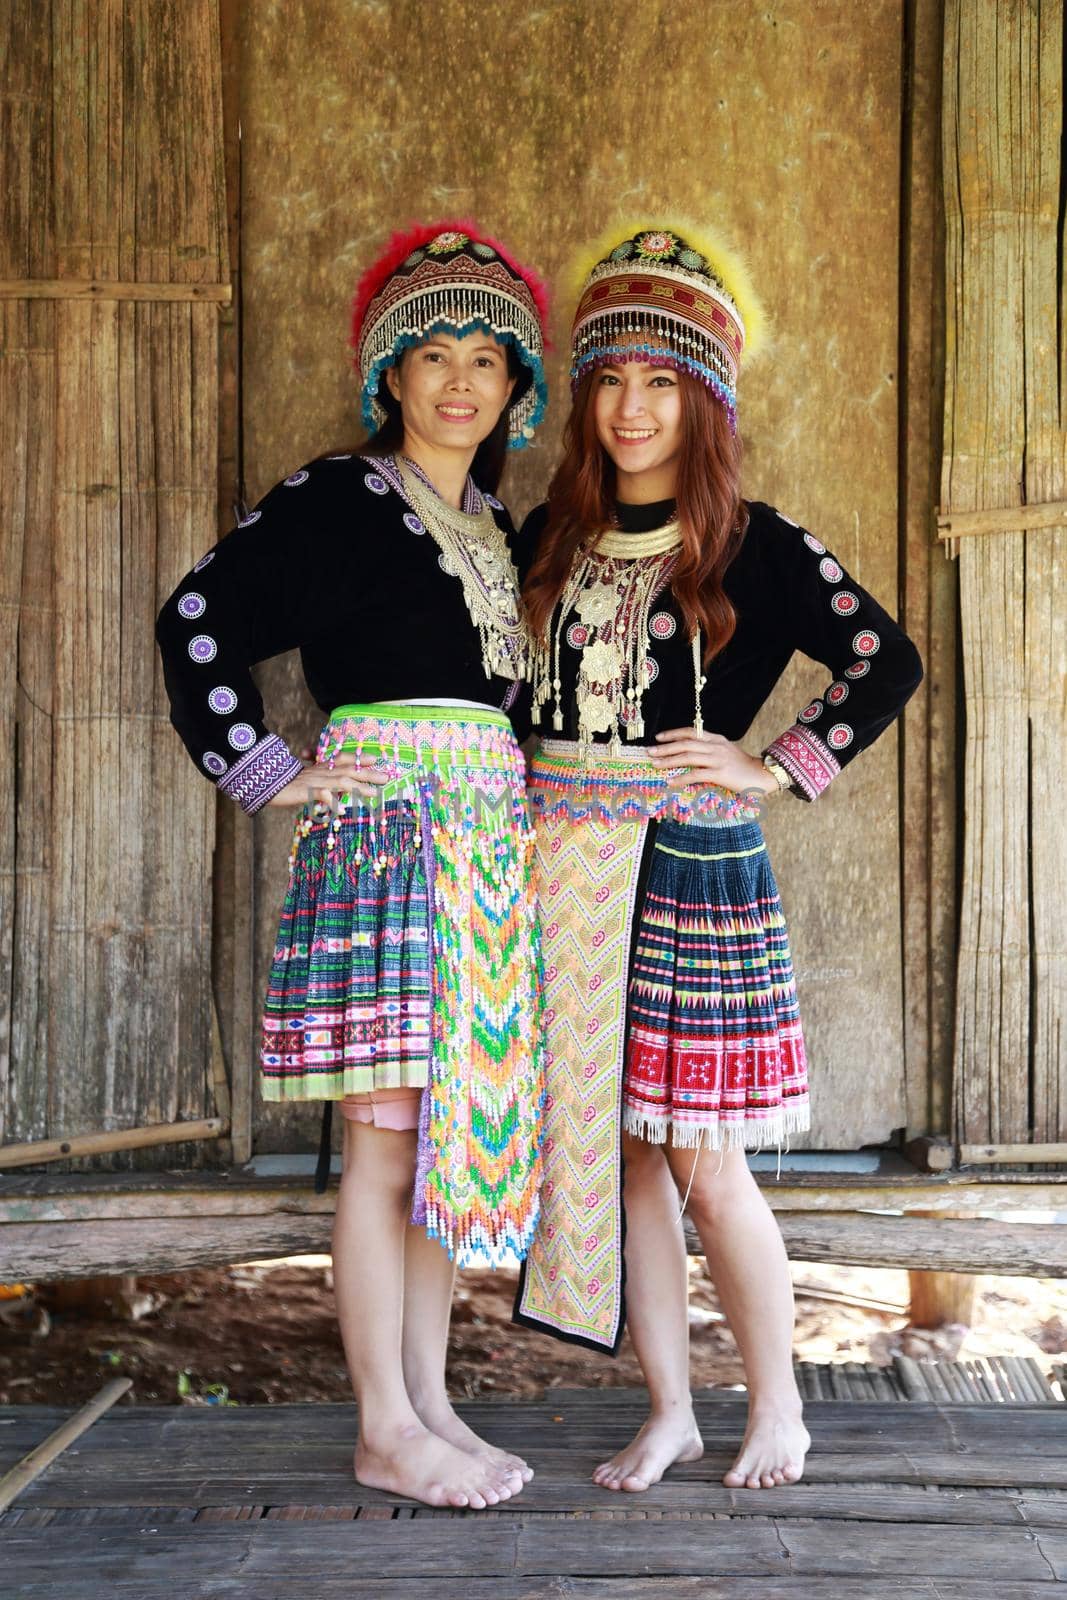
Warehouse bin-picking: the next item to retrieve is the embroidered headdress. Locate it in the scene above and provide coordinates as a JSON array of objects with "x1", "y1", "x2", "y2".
[
  {"x1": 350, "y1": 220, "x2": 549, "y2": 449},
  {"x1": 567, "y1": 220, "x2": 765, "y2": 432}
]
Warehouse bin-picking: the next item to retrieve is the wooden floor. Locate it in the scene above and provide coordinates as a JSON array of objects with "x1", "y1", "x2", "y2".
[{"x1": 3, "y1": 1390, "x2": 1067, "y2": 1597}]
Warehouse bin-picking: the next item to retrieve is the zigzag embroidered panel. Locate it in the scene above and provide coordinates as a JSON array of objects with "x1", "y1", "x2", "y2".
[{"x1": 517, "y1": 813, "x2": 647, "y2": 1348}]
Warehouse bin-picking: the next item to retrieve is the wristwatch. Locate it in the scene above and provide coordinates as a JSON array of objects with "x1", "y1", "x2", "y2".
[{"x1": 761, "y1": 753, "x2": 793, "y2": 793}]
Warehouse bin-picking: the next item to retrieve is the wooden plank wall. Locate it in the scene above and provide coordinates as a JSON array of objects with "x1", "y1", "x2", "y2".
[
  {"x1": 0, "y1": 2, "x2": 230, "y2": 1167},
  {"x1": 943, "y1": 1, "x2": 1067, "y2": 1144},
  {"x1": 238, "y1": 0, "x2": 925, "y2": 1156},
  {"x1": 900, "y1": 0, "x2": 955, "y2": 1140}
]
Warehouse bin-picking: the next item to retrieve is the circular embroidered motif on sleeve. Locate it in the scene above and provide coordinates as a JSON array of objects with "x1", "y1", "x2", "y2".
[
  {"x1": 798, "y1": 700, "x2": 823, "y2": 723},
  {"x1": 649, "y1": 612, "x2": 676, "y2": 640},
  {"x1": 202, "y1": 751, "x2": 228, "y2": 776},
  {"x1": 826, "y1": 681, "x2": 849, "y2": 706},
  {"x1": 193, "y1": 551, "x2": 216, "y2": 570},
  {"x1": 828, "y1": 723, "x2": 854, "y2": 749},
  {"x1": 178, "y1": 592, "x2": 206, "y2": 621},
  {"x1": 483, "y1": 493, "x2": 504, "y2": 511},
  {"x1": 844, "y1": 659, "x2": 871, "y2": 679},
  {"x1": 852, "y1": 630, "x2": 881, "y2": 657},
  {"x1": 208, "y1": 686, "x2": 238, "y2": 715},
  {"x1": 188, "y1": 635, "x2": 217, "y2": 664},
  {"x1": 237, "y1": 510, "x2": 261, "y2": 528},
  {"x1": 364, "y1": 472, "x2": 389, "y2": 495},
  {"x1": 284, "y1": 469, "x2": 310, "y2": 487},
  {"x1": 644, "y1": 656, "x2": 660, "y2": 684},
  {"x1": 566, "y1": 622, "x2": 590, "y2": 649},
  {"x1": 227, "y1": 723, "x2": 257, "y2": 751},
  {"x1": 819, "y1": 558, "x2": 843, "y2": 583},
  {"x1": 831, "y1": 591, "x2": 859, "y2": 616},
  {"x1": 402, "y1": 512, "x2": 426, "y2": 535},
  {"x1": 802, "y1": 531, "x2": 826, "y2": 552}
]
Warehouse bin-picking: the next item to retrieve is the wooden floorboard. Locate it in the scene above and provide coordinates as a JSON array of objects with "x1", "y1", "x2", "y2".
[
  {"x1": 4, "y1": 1517, "x2": 1066, "y2": 1582},
  {"x1": 4, "y1": 1397, "x2": 1067, "y2": 1595},
  {"x1": 6, "y1": 1584, "x2": 1066, "y2": 1600}
]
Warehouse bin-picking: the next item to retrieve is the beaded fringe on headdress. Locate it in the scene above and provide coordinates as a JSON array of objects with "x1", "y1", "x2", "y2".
[
  {"x1": 566, "y1": 220, "x2": 766, "y2": 433},
  {"x1": 350, "y1": 220, "x2": 550, "y2": 449}
]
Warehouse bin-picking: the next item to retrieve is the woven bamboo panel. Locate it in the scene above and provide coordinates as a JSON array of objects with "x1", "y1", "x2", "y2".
[
  {"x1": 240, "y1": 0, "x2": 913, "y2": 1153},
  {"x1": 0, "y1": 2, "x2": 228, "y2": 1165},
  {"x1": 943, "y1": 2, "x2": 1067, "y2": 1143}
]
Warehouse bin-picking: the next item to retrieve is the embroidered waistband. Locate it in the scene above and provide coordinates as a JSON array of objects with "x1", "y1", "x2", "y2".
[
  {"x1": 291, "y1": 704, "x2": 530, "y2": 868},
  {"x1": 529, "y1": 739, "x2": 763, "y2": 826},
  {"x1": 322, "y1": 702, "x2": 522, "y2": 776}
]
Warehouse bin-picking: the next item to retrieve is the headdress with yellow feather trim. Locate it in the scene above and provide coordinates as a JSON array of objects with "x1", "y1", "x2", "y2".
[{"x1": 568, "y1": 220, "x2": 765, "y2": 433}]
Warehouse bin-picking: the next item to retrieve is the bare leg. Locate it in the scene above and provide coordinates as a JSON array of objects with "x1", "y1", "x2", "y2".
[
  {"x1": 593, "y1": 1133, "x2": 704, "y2": 1492},
  {"x1": 332, "y1": 1118, "x2": 522, "y2": 1508},
  {"x1": 665, "y1": 1142, "x2": 809, "y2": 1489},
  {"x1": 402, "y1": 1223, "x2": 532, "y2": 1481}
]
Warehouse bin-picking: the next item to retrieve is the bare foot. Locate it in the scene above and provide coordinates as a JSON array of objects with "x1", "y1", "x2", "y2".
[
  {"x1": 355, "y1": 1421, "x2": 524, "y2": 1509},
  {"x1": 593, "y1": 1407, "x2": 704, "y2": 1493},
  {"x1": 723, "y1": 1404, "x2": 810, "y2": 1489},
  {"x1": 414, "y1": 1398, "x2": 534, "y2": 1483}
]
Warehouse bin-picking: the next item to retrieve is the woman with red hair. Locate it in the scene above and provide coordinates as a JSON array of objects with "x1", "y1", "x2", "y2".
[
  {"x1": 515, "y1": 222, "x2": 922, "y2": 1494},
  {"x1": 158, "y1": 223, "x2": 549, "y2": 1509}
]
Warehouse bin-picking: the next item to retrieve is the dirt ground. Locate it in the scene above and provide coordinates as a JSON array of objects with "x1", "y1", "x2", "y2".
[{"x1": 2, "y1": 1258, "x2": 1066, "y2": 1408}]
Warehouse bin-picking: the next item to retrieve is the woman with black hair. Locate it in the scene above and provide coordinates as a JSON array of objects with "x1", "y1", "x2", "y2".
[{"x1": 157, "y1": 222, "x2": 549, "y2": 1510}]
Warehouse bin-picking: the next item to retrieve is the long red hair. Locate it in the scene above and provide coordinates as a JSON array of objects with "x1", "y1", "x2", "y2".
[{"x1": 524, "y1": 373, "x2": 747, "y2": 666}]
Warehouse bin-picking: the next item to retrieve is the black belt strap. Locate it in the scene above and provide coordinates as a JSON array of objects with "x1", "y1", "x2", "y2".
[{"x1": 314, "y1": 1101, "x2": 334, "y2": 1193}]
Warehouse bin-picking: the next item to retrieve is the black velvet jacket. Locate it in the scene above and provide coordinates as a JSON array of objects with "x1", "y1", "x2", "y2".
[
  {"x1": 156, "y1": 454, "x2": 524, "y2": 813},
  {"x1": 514, "y1": 498, "x2": 924, "y2": 800}
]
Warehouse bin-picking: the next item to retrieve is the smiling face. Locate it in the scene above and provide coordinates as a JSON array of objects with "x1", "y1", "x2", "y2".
[
  {"x1": 592, "y1": 360, "x2": 684, "y2": 502},
  {"x1": 384, "y1": 329, "x2": 516, "y2": 461}
]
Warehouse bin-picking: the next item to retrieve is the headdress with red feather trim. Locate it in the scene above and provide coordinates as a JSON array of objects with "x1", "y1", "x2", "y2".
[{"x1": 350, "y1": 220, "x2": 549, "y2": 449}]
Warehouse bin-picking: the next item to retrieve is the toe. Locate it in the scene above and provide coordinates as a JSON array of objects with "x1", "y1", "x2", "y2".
[
  {"x1": 746, "y1": 1473, "x2": 761, "y2": 1489},
  {"x1": 782, "y1": 1460, "x2": 803, "y2": 1483},
  {"x1": 722, "y1": 1468, "x2": 745, "y2": 1487},
  {"x1": 761, "y1": 1471, "x2": 776, "y2": 1489},
  {"x1": 621, "y1": 1473, "x2": 651, "y2": 1493},
  {"x1": 772, "y1": 1468, "x2": 785, "y2": 1486}
]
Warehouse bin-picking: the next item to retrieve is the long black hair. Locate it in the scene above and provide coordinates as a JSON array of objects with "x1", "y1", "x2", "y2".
[{"x1": 362, "y1": 342, "x2": 529, "y2": 495}]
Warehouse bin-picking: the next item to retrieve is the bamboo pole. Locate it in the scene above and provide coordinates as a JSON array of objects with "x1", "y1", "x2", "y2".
[
  {"x1": 0, "y1": 1118, "x2": 228, "y2": 1169},
  {"x1": 937, "y1": 500, "x2": 1067, "y2": 542},
  {"x1": 0, "y1": 1378, "x2": 132, "y2": 1512}
]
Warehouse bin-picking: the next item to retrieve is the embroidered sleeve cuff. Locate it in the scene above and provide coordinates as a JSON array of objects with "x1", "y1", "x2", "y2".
[
  {"x1": 763, "y1": 726, "x2": 841, "y2": 803},
  {"x1": 216, "y1": 733, "x2": 304, "y2": 815}
]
